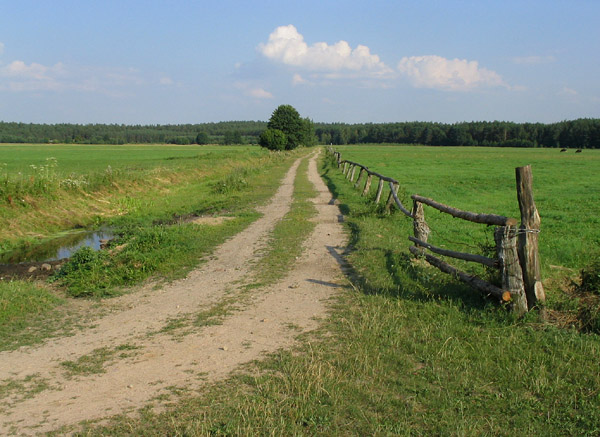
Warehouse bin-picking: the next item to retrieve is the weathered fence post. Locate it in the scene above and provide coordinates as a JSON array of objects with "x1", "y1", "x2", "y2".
[
  {"x1": 342, "y1": 162, "x2": 348, "y2": 175},
  {"x1": 375, "y1": 178, "x2": 384, "y2": 203},
  {"x1": 362, "y1": 173, "x2": 373, "y2": 197},
  {"x1": 412, "y1": 200, "x2": 430, "y2": 244},
  {"x1": 354, "y1": 168, "x2": 365, "y2": 188},
  {"x1": 495, "y1": 226, "x2": 528, "y2": 315},
  {"x1": 349, "y1": 165, "x2": 357, "y2": 182},
  {"x1": 515, "y1": 165, "x2": 545, "y2": 310},
  {"x1": 386, "y1": 182, "x2": 398, "y2": 211}
]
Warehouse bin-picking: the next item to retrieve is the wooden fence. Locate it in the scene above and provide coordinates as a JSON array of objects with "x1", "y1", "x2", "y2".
[{"x1": 328, "y1": 148, "x2": 545, "y2": 315}]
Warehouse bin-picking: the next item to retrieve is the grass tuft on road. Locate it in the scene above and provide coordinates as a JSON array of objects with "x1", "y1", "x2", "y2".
[{"x1": 251, "y1": 155, "x2": 318, "y2": 287}]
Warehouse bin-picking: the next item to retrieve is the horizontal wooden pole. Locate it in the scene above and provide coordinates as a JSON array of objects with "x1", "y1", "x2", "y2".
[
  {"x1": 411, "y1": 194, "x2": 517, "y2": 226},
  {"x1": 370, "y1": 172, "x2": 398, "y2": 184},
  {"x1": 409, "y1": 236, "x2": 498, "y2": 268},
  {"x1": 388, "y1": 182, "x2": 413, "y2": 218},
  {"x1": 409, "y1": 246, "x2": 510, "y2": 302},
  {"x1": 339, "y1": 160, "x2": 399, "y2": 184},
  {"x1": 342, "y1": 160, "x2": 368, "y2": 172}
]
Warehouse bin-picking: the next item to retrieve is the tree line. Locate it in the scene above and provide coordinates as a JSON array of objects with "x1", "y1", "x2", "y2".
[
  {"x1": 316, "y1": 118, "x2": 600, "y2": 149},
  {"x1": 1, "y1": 118, "x2": 599, "y2": 148},
  {"x1": 0, "y1": 121, "x2": 265, "y2": 145}
]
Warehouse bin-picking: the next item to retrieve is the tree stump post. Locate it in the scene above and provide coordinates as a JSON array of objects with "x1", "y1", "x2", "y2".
[
  {"x1": 515, "y1": 165, "x2": 545, "y2": 310},
  {"x1": 362, "y1": 174, "x2": 373, "y2": 197},
  {"x1": 412, "y1": 200, "x2": 430, "y2": 244},
  {"x1": 495, "y1": 225, "x2": 528, "y2": 316},
  {"x1": 375, "y1": 178, "x2": 384, "y2": 203}
]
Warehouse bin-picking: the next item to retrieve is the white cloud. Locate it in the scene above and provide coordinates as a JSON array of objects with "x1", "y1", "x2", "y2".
[
  {"x1": 559, "y1": 87, "x2": 578, "y2": 96},
  {"x1": 512, "y1": 55, "x2": 556, "y2": 65},
  {"x1": 397, "y1": 55, "x2": 507, "y2": 91},
  {"x1": 234, "y1": 81, "x2": 273, "y2": 99},
  {"x1": 247, "y1": 87, "x2": 273, "y2": 99},
  {"x1": 159, "y1": 76, "x2": 174, "y2": 85},
  {"x1": 0, "y1": 60, "x2": 157, "y2": 95},
  {"x1": 0, "y1": 60, "x2": 67, "y2": 91},
  {"x1": 292, "y1": 73, "x2": 308, "y2": 85},
  {"x1": 258, "y1": 25, "x2": 391, "y2": 77}
]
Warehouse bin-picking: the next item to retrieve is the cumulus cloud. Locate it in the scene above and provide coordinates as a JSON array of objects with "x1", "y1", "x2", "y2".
[
  {"x1": 0, "y1": 60, "x2": 155, "y2": 95},
  {"x1": 0, "y1": 60, "x2": 67, "y2": 91},
  {"x1": 258, "y1": 25, "x2": 391, "y2": 77},
  {"x1": 397, "y1": 55, "x2": 507, "y2": 91},
  {"x1": 233, "y1": 81, "x2": 273, "y2": 99},
  {"x1": 512, "y1": 55, "x2": 556, "y2": 65}
]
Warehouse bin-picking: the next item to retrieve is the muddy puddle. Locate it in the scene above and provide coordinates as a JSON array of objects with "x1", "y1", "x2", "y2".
[{"x1": 1, "y1": 229, "x2": 115, "y2": 264}]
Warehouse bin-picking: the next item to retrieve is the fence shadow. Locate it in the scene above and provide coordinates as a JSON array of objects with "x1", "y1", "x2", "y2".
[{"x1": 321, "y1": 165, "x2": 493, "y2": 313}]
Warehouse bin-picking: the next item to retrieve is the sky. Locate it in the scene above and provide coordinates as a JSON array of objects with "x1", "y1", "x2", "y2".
[{"x1": 0, "y1": 0, "x2": 599, "y2": 125}]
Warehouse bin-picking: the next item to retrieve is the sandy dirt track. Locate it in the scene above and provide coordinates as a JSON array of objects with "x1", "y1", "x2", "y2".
[{"x1": 0, "y1": 150, "x2": 347, "y2": 435}]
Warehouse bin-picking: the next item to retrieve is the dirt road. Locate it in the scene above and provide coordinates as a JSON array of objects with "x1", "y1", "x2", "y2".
[{"x1": 0, "y1": 150, "x2": 347, "y2": 435}]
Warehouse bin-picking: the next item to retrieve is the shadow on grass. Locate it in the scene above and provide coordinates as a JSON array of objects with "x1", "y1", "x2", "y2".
[{"x1": 321, "y1": 164, "x2": 496, "y2": 314}]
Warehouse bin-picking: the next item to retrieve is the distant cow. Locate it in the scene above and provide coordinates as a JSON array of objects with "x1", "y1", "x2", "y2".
[
  {"x1": 560, "y1": 148, "x2": 567, "y2": 152},
  {"x1": 576, "y1": 149, "x2": 582, "y2": 153}
]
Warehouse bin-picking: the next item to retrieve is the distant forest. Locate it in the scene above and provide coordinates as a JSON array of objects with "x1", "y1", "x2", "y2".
[{"x1": 1, "y1": 118, "x2": 599, "y2": 148}]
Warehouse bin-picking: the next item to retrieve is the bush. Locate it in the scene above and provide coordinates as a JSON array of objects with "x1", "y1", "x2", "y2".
[
  {"x1": 54, "y1": 246, "x2": 109, "y2": 297},
  {"x1": 259, "y1": 129, "x2": 287, "y2": 151}
]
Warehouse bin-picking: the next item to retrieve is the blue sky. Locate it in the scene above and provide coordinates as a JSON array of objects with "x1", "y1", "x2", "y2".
[{"x1": 1, "y1": 0, "x2": 598, "y2": 124}]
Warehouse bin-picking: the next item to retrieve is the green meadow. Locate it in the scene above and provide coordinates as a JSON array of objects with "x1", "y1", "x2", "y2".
[
  {"x1": 333, "y1": 145, "x2": 600, "y2": 273},
  {"x1": 76, "y1": 148, "x2": 600, "y2": 436},
  {"x1": 1, "y1": 144, "x2": 599, "y2": 434}
]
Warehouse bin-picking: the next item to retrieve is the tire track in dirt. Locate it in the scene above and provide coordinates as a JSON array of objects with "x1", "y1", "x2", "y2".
[{"x1": 0, "y1": 150, "x2": 347, "y2": 435}]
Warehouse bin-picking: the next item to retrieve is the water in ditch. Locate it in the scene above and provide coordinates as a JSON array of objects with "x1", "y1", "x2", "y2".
[{"x1": 0, "y1": 228, "x2": 116, "y2": 264}]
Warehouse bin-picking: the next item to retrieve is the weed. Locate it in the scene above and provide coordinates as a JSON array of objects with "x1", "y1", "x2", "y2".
[
  {"x1": 581, "y1": 255, "x2": 600, "y2": 295},
  {"x1": 60, "y1": 344, "x2": 140, "y2": 377},
  {"x1": 211, "y1": 171, "x2": 249, "y2": 194}
]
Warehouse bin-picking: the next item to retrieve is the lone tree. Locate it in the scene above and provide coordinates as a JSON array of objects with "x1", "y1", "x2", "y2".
[{"x1": 259, "y1": 104, "x2": 315, "y2": 150}]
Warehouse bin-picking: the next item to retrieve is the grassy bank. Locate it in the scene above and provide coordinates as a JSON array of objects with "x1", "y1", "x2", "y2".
[
  {"x1": 72, "y1": 150, "x2": 600, "y2": 436},
  {"x1": 0, "y1": 144, "x2": 304, "y2": 349}
]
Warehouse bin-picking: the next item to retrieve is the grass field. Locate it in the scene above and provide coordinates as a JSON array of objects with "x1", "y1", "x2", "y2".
[
  {"x1": 73, "y1": 149, "x2": 600, "y2": 436},
  {"x1": 331, "y1": 145, "x2": 600, "y2": 274},
  {"x1": 2, "y1": 145, "x2": 599, "y2": 434}
]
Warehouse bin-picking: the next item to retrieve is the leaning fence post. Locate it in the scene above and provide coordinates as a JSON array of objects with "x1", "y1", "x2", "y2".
[
  {"x1": 354, "y1": 168, "x2": 365, "y2": 188},
  {"x1": 515, "y1": 165, "x2": 545, "y2": 310},
  {"x1": 362, "y1": 173, "x2": 373, "y2": 196},
  {"x1": 495, "y1": 225, "x2": 528, "y2": 316},
  {"x1": 375, "y1": 178, "x2": 384, "y2": 203},
  {"x1": 342, "y1": 162, "x2": 348, "y2": 176},
  {"x1": 349, "y1": 165, "x2": 357, "y2": 182}
]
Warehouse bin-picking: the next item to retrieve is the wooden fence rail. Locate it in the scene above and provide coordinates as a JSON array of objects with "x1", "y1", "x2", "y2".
[{"x1": 327, "y1": 147, "x2": 544, "y2": 316}]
